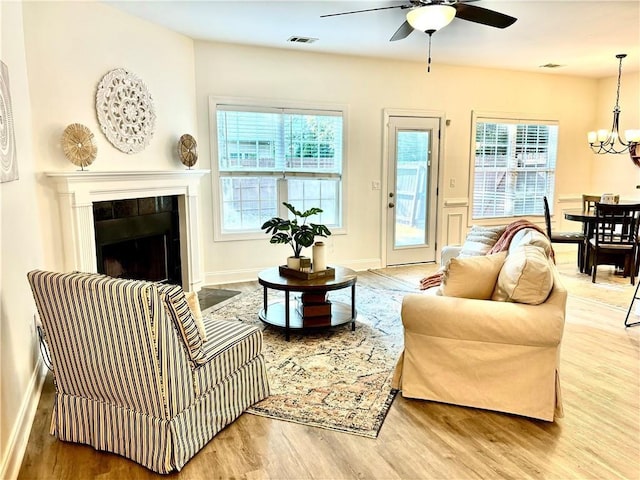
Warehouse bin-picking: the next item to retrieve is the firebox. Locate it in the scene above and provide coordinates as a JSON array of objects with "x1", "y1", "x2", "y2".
[{"x1": 93, "y1": 196, "x2": 181, "y2": 285}]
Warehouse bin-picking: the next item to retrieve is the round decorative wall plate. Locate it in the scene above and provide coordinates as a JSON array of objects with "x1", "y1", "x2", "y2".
[
  {"x1": 178, "y1": 133, "x2": 198, "y2": 168},
  {"x1": 0, "y1": 60, "x2": 18, "y2": 183},
  {"x1": 95, "y1": 68, "x2": 156, "y2": 154},
  {"x1": 61, "y1": 123, "x2": 97, "y2": 170}
]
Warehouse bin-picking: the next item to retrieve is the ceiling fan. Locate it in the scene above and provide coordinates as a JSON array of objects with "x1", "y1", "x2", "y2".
[{"x1": 321, "y1": 1, "x2": 517, "y2": 71}]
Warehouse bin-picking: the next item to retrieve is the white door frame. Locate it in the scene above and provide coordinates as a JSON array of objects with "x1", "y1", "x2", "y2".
[{"x1": 381, "y1": 108, "x2": 446, "y2": 267}]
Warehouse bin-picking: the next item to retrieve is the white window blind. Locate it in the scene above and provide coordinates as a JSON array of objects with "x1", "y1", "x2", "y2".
[
  {"x1": 213, "y1": 103, "x2": 345, "y2": 234},
  {"x1": 472, "y1": 115, "x2": 558, "y2": 219}
]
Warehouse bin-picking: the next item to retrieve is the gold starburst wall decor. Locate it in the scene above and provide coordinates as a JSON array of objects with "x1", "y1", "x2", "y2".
[{"x1": 61, "y1": 123, "x2": 97, "y2": 170}]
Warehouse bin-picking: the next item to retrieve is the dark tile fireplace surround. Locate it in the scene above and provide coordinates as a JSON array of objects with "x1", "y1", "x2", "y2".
[{"x1": 93, "y1": 196, "x2": 182, "y2": 285}]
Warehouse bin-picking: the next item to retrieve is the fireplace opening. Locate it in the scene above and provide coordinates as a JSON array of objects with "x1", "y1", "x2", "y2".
[{"x1": 93, "y1": 196, "x2": 181, "y2": 285}]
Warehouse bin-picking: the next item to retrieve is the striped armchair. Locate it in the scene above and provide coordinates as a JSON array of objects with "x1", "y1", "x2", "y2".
[{"x1": 27, "y1": 270, "x2": 269, "y2": 474}]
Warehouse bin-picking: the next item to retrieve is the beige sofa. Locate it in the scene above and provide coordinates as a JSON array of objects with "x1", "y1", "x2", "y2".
[{"x1": 392, "y1": 225, "x2": 567, "y2": 421}]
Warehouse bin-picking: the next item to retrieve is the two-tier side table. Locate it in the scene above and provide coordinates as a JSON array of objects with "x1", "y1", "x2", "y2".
[{"x1": 257, "y1": 266, "x2": 357, "y2": 341}]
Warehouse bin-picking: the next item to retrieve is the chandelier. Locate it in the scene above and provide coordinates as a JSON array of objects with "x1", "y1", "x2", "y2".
[{"x1": 587, "y1": 54, "x2": 640, "y2": 157}]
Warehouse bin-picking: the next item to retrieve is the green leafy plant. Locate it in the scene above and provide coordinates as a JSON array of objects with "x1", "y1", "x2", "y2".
[{"x1": 261, "y1": 202, "x2": 332, "y2": 258}]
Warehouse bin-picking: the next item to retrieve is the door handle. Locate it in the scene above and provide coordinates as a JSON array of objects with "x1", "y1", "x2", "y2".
[{"x1": 389, "y1": 202, "x2": 395, "y2": 208}]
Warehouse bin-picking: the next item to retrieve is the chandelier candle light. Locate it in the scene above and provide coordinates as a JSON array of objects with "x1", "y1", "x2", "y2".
[{"x1": 588, "y1": 54, "x2": 640, "y2": 159}]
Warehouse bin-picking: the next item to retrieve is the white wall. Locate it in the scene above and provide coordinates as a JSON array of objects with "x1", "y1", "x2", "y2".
[
  {"x1": 194, "y1": 41, "x2": 598, "y2": 283},
  {"x1": 0, "y1": 2, "x2": 45, "y2": 478},
  {"x1": 22, "y1": 0, "x2": 198, "y2": 273}
]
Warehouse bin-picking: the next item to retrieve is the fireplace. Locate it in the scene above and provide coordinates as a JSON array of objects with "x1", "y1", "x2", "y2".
[
  {"x1": 45, "y1": 169, "x2": 209, "y2": 292},
  {"x1": 93, "y1": 196, "x2": 181, "y2": 285}
]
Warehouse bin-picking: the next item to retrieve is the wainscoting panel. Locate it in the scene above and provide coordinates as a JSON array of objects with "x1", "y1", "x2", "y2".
[{"x1": 440, "y1": 198, "x2": 469, "y2": 255}]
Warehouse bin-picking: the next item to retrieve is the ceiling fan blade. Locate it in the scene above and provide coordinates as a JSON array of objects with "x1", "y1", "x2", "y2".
[
  {"x1": 453, "y1": 3, "x2": 517, "y2": 29},
  {"x1": 390, "y1": 20, "x2": 414, "y2": 41},
  {"x1": 320, "y1": 5, "x2": 405, "y2": 18}
]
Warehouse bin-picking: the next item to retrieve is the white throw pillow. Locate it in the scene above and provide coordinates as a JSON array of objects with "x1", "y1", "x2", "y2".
[
  {"x1": 508, "y1": 228, "x2": 553, "y2": 257},
  {"x1": 459, "y1": 225, "x2": 506, "y2": 258},
  {"x1": 440, "y1": 251, "x2": 508, "y2": 299},
  {"x1": 492, "y1": 245, "x2": 554, "y2": 305}
]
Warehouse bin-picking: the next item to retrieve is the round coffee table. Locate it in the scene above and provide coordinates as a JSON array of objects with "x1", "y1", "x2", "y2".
[{"x1": 257, "y1": 266, "x2": 357, "y2": 340}]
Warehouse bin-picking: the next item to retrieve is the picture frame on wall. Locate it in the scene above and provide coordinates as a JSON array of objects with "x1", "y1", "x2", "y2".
[{"x1": 0, "y1": 60, "x2": 19, "y2": 183}]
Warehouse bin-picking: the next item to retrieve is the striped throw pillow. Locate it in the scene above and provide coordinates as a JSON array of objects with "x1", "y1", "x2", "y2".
[
  {"x1": 459, "y1": 225, "x2": 506, "y2": 258},
  {"x1": 160, "y1": 284, "x2": 207, "y2": 365}
]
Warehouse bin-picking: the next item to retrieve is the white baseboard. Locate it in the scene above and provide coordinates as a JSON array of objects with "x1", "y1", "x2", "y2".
[
  {"x1": 0, "y1": 358, "x2": 47, "y2": 480},
  {"x1": 204, "y1": 258, "x2": 383, "y2": 286}
]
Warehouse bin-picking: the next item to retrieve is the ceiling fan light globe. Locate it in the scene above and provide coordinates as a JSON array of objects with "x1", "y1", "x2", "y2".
[{"x1": 406, "y1": 5, "x2": 456, "y2": 32}]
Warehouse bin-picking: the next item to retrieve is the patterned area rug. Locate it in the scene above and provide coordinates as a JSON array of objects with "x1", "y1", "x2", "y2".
[{"x1": 203, "y1": 285, "x2": 409, "y2": 438}]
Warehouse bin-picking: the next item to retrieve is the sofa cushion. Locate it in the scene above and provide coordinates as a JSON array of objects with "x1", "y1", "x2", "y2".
[
  {"x1": 508, "y1": 228, "x2": 553, "y2": 258},
  {"x1": 459, "y1": 225, "x2": 506, "y2": 258},
  {"x1": 440, "y1": 251, "x2": 508, "y2": 299},
  {"x1": 185, "y1": 291, "x2": 207, "y2": 343},
  {"x1": 492, "y1": 245, "x2": 554, "y2": 305}
]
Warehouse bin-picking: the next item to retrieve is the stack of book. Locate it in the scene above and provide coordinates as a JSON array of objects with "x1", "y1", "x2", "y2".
[{"x1": 296, "y1": 292, "x2": 332, "y2": 327}]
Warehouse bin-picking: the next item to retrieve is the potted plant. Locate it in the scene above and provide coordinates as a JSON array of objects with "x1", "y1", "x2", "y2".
[{"x1": 261, "y1": 202, "x2": 332, "y2": 269}]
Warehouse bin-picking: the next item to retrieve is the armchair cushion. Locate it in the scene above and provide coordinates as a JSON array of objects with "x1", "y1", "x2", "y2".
[
  {"x1": 441, "y1": 251, "x2": 507, "y2": 299},
  {"x1": 492, "y1": 245, "x2": 554, "y2": 305},
  {"x1": 194, "y1": 319, "x2": 265, "y2": 396}
]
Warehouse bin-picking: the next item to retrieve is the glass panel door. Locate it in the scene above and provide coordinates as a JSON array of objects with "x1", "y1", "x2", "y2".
[{"x1": 386, "y1": 116, "x2": 440, "y2": 265}]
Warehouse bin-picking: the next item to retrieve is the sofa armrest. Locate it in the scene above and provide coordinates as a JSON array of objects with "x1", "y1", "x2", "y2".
[
  {"x1": 440, "y1": 246, "x2": 462, "y2": 266},
  {"x1": 402, "y1": 284, "x2": 565, "y2": 347}
]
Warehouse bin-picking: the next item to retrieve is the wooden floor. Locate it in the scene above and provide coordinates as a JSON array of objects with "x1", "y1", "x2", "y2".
[{"x1": 18, "y1": 266, "x2": 640, "y2": 479}]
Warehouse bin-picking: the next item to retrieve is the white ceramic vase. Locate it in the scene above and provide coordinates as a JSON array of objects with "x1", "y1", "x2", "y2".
[{"x1": 312, "y1": 241, "x2": 327, "y2": 272}]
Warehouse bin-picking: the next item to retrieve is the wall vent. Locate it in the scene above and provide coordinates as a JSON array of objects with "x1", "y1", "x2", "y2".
[{"x1": 287, "y1": 36, "x2": 318, "y2": 44}]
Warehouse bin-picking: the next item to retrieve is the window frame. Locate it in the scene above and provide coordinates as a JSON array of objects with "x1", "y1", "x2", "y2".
[
  {"x1": 469, "y1": 111, "x2": 559, "y2": 222},
  {"x1": 209, "y1": 96, "x2": 349, "y2": 242}
]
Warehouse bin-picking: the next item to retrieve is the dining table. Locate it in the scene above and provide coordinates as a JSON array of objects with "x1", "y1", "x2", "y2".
[
  {"x1": 563, "y1": 208, "x2": 594, "y2": 273},
  {"x1": 564, "y1": 205, "x2": 640, "y2": 276}
]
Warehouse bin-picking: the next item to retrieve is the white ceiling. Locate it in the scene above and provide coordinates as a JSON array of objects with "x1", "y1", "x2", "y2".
[{"x1": 106, "y1": 0, "x2": 640, "y2": 78}]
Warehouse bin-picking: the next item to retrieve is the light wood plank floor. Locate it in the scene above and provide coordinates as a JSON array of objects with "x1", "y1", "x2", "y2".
[{"x1": 18, "y1": 265, "x2": 640, "y2": 479}]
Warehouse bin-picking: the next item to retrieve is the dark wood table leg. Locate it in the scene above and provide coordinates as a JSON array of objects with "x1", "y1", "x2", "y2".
[
  {"x1": 263, "y1": 286, "x2": 268, "y2": 314},
  {"x1": 351, "y1": 283, "x2": 356, "y2": 331},
  {"x1": 285, "y1": 290, "x2": 290, "y2": 341}
]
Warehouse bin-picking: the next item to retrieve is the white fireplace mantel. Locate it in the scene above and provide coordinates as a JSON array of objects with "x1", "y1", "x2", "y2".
[{"x1": 46, "y1": 169, "x2": 210, "y2": 291}]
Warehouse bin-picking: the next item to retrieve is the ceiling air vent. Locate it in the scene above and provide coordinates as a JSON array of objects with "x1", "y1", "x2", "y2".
[
  {"x1": 287, "y1": 36, "x2": 318, "y2": 44},
  {"x1": 539, "y1": 63, "x2": 565, "y2": 69}
]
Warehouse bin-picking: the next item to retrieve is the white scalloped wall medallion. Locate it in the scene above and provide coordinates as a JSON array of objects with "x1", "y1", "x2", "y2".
[
  {"x1": 0, "y1": 60, "x2": 18, "y2": 182},
  {"x1": 95, "y1": 68, "x2": 156, "y2": 154}
]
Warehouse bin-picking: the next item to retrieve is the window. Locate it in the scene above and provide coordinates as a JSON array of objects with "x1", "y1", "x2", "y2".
[
  {"x1": 211, "y1": 100, "x2": 346, "y2": 237},
  {"x1": 471, "y1": 113, "x2": 558, "y2": 220}
]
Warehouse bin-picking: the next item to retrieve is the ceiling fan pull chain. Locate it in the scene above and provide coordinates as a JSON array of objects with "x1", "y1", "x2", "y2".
[{"x1": 427, "y1": 32, "x2": 433, "y2": 73}]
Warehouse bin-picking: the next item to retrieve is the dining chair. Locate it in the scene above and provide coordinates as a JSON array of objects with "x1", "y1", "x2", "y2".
[
  {"x1": 582, "y1": 194, "x2": 601, "y2": 212},
  {"x1": 588, "y1": 203, "x2": 640, "y2": 285},
  {"x1": 582, "y1": 194, "x2": 619, "y2": 212},
  {"x1": 543, "y1": 196, "x2": 586, "y2": 271}
]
